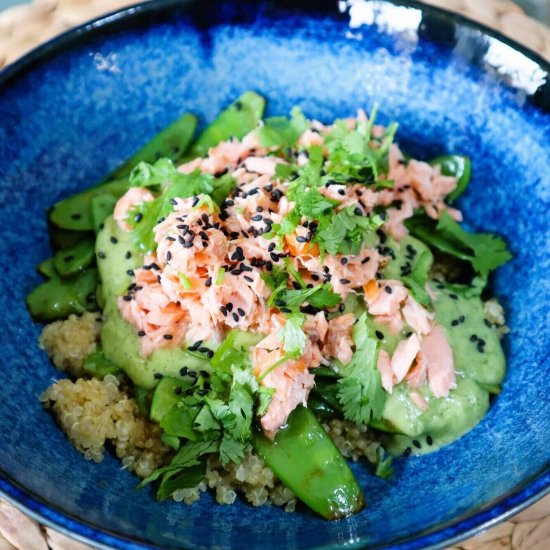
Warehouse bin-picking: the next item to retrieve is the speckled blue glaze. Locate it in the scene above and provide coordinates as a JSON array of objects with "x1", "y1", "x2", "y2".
[{"x1": 0, "y1": 1, "x2": 548, "y2": 548}]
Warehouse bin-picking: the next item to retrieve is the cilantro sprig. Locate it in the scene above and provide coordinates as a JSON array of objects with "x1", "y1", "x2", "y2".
[
  {"x1": 405, "y1": 211, "x2": 512, "y2": 277},
  {"x1": 336, "y1": 313, "x2": 386, "y2": 424}
]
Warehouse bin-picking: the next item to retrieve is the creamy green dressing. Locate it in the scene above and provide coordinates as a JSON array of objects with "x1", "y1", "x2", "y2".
[{"x1": 97, "y1": 217, "x2": 507, "y2": 454}]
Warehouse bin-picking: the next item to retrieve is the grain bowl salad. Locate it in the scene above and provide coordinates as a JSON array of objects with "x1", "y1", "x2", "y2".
[{"x1": 28, "y1": 92, "x2": 511, "y2": 519}]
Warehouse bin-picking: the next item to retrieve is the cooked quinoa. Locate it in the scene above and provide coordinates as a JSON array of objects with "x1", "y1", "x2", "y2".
[
  {"x1": 40, "y1": 371, "x2": 379, "y2": 510},
  {"x1": 40, "y1": 375, "x2": 169, "y2": 477},
  {"x1": 39, "y1": 313, "x2": 101, "y2": 378}
]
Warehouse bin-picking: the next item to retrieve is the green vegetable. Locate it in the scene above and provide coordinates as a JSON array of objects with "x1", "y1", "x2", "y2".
[
  {"x1": 50, "y1": 179, "x2": 130, "y2": 231},
  {"x1": 276, "y1": 313, "x2": 307, "y2": 357},
  {"x1": 26, "y1": 269, "x2": 98, "y2": 322},
  {"x1": 134, "y1": 386, "x2": 153, "y2": 418},
  {"x1": 150, "y1": 376, "x2": 194, "y2": 423},
  {"x1": 336, "y1": 313, "x2": 386, "y2": 425},
  {"x1": 210, "y1": 331, "x2": 263, "y2": 374},
  {"x1": 49, "y1": 225, "x2": 91, "y2": 251},
  {"x1": 252, "y1": 406, "x2": 364, "y2": 519},
  {"x1": 110, "y1": 113, "x2": 197, "y2": 179},
  {"x1": 307, "y1": 395, "x2": 339, "y2": 421},
  {"x1": 188, "y1": 92, "x2": 266, "y2": 158},
  {"x1": 405, "y1": 211, "x2": 512, "y2": 277},
  {"x1": 37, "y1": 258, "x2": 56, "y2": 279},
  {"x1": 429, "y1": 155, "x2": 471, "y2": 202},
  {"x1": 90, "y1": 193, "x2": 120, "y2": 233},
  {"x1": 82, "y1": 351, "x2": 121, "y2": 378},
  {"x1": 53, "y1": 238, "x2": 95, "y2": 277},
  {"x1": 255, "y1": 106, "x2": 308, "y2": 148}
]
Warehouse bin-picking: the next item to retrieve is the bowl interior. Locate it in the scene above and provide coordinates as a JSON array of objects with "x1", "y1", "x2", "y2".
[{"x1": 0, "y1": 1, "x2": 549, "y2": 548}]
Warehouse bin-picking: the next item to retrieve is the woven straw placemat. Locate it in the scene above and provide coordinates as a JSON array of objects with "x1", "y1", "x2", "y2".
[{"x1": 0, "y1": 0, "x2": 549, "y2": 549}]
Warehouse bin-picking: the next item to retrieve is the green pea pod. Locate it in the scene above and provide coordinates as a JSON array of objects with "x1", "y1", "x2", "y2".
[
  {"x1": 53, "y1": 238, "x2": 96, "y2": 277},
  {"x1": 90, "y1": 193, "x2": 120, "y2": 233},
  {"x1": 37, "y1": 258, "x2": 56, "y2": 279},
  {"x1": 188, "y1": 91, "x2": 266, "y2": 158},
  {"x1": 26, "y1": 268, "x2": 98, "y2": 322},
  {"x1": 82, "y1": 351, "x2": 122, "y2": 378},
  {"x1": 110, "y1": 113, "x2": 197, "y2": 179},
  {"x1": 150, "y1": 376, "x2": 193, "y2": 423},
  {"x1": 49, "y1": 179, "x2": 130, "y2": 231},
  {"x1": 307, "y1": 396, "x2": 339, "y2": 422},
  {"x1": 429, "y1": 155, "x2": 471, "y2": 202},
  {"x1": 49, "y1": 224, "x2": 91, "y2": 251},
  {"x1": 252, "y1": 406, "x2": 364, "y2": 520}
]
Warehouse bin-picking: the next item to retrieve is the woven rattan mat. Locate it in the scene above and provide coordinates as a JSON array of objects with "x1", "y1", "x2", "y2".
[{"x1": 0, "y1": 0, "x2": 549, "y2": 548}]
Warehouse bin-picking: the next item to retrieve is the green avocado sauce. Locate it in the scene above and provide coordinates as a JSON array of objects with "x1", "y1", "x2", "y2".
[
  {"x1": 377, "y1": 282, "x2": 505, "y2": 454},
  {"x1": 97, "y1": 216, "x2": 506, "y2": 454}
]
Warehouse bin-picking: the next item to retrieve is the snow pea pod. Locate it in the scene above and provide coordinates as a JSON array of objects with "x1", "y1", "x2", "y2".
[
  {"x1": 187, "y1": 91, "x2": 266, "y2": 158},
  {"x1": 429, "y1": 155, "x2": 471, "y2": 202},
  {"x1": 82, "y1": 351, "x2": 122, "y2": 379},
  {"x1": 37, "y1": 258, "x2": 56, "y2": 279},
  {"x1": 49, "y1": 179, "x2": 130, "y2": 231},
  {"x1": 26, "y1": 268, "x2": 98, "y2": 322},
  {"x1": 110, "y1": 113, "x2": 197, "y2": 179},
  {"x1": 53, "y1": 238, "x2": 95, "y2": 277},
  {"x1": 252, "y1": 406, "x2": 364, "y2": 519},
  {"x1": 90, "y1": 193, "x2": 119, "y2": 233}
]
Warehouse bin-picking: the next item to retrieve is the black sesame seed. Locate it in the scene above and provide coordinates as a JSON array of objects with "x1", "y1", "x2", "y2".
[
  {"x1": 188, "y1": 370, "x2": 198, "y2": 378},
  {"x1": 296, "y1": 236, "x2": 306, "y2": 243},
  {"x1": 226, "y1": 302, "x2": 233, "y2": 312},
  {"x1": 384, "y1": 285, "x2": 392, "y2": 294},
  {"x1": 337, "y1": 189, "x2": 345, "y2": 196},
  {"x1": 361, "y1": 257, "x2": 371, "y2": 264},
  {"x1": 97, "y1": 251, "x2": 106, "y2": 259},
  {"x1": 180, "y1": 367, "x2": 188, "y2": 376},
  {"x1": 138, "y1": 330, "x2": 145, "y2": 337},
  {"x1": 205, "y1": 277, "x2": 212, "y2": 287},
  {"x1": 280, "y1": 307, "x2": 292, "y2": 313},
  {"x1": 238, "y1": 308, "x2": 245, "y2": 317},
  {"x1": 275, "y1": 299, "x2": 286, "y2": 307},
  {"x1": 270, "y1": 252, "x2": 279, "y2": 262},
  {"x1": 426, "y1": 435, "x2": 433, "y2": 445},
  {"x1": 198, "y1": 346, "x2": 210, "y2": 353},
  {"x1": 470, "y1": 334, "x2": 478, "y2": 342},
  {"x1": 244, "y1": 275, "x2": 253, "y2": 283},
  {"x1": 154, "y1": 373, "x2": 163, "y2": 380},
  {"x1": 338, "y1": 303, "x2": 345, "y2": 313},
  {"x1": 127, "y1": 269, "x2": 135, "y2": 276},
  {"x1": 164, "y1": 334, "x2": 173, "y2": 340},
  {"x1": 449, "y1": 293, "x2": 459, "y2": 300},
  {"x1": 166, "y1": 251, "x2": 172, "y2": 262},
  {"x1": 174, "y1": 386, "x2": 183, "y2": 395},
  {"x1": 232, "y1": 312, "x2": 239, "y2": 322},
  {"x1": 451, "y1": 320, "x2": 460, "y2": 327},
  {"x1": 268, "y1": 243, "x2": 276, "y2": 252},
  {"x1": 340, "y1": 257, "x2": 348, "y2": 265},
  {"x1": 412, "y1": 439, "x2": 422, "y2": 449},
  {"x1": 125, "y1": 251, "x2": 132, "y2": 259},
  {"x1": 251, "y1": 214, "x2": 262, "y2": 222},
  {"x1": 71, "y1": 213, "x2": 82, "y2": 220},
  {"x1": 122, "y1": 295, "x2": 131, "y2": 302},
  {"x1": 134, "y1": 213, "x2": 143, "y2": 223},
  {"x1": 192, "y1": 196, "x2": 199, "y2": 207},
  {"x1": 403, "y1": 447, "x2": 412, "y2": 457},
  {"x1": 311, "y1": 274, "x2": 320, "y2": 281},
  {"x1": 220, "y1": 306, "x2": 227, "y2": 316},
  {"x1": 375, "y1": 330, "x2": 384, "y2": 340},
  {"x1": 340, "y1": 278, "x2": 351, "y2": 284}
]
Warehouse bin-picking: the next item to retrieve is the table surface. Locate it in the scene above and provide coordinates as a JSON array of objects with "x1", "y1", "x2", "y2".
[{"x1": 0, "y1": 1, "x2": 549, "y2": 549}]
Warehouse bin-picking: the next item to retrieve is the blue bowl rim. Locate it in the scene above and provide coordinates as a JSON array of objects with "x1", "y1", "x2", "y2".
[{"x1": 0, "y1": 1, "x2": 549, "y2": 548}]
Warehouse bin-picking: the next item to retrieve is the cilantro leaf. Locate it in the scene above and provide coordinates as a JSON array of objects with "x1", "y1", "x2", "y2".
[
  {"x1": 336, "y1": 313, "x2": 386, "y2": 424},
  {"x1": 406, "y1": 211, "x2": 512, "y2": 277},
  {"x1": 255, "y1": 106, "x2": 308, "y2": 148},
  {"x1": 277, "y1": 313, "x2": 307, "y2": 358},
  {"x1": 280, "y1": 284, "x2": 341, "y2": 310},
  {"x1": 315, "y1": 206, "x2": 384, "y2": 256}
]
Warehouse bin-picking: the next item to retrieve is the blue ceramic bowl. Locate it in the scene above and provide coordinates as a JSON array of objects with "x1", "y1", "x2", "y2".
[{"x1": 0, "y1": 1, "x2": 549, "y2": 548}]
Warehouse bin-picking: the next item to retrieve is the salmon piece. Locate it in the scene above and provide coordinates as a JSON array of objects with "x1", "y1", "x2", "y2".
[
  {"x1": 406, "y1": 357, "x2": 427, "y2": 388},
  {"x1": 365, "y1": 279, "x2": 408, "y2": 316},
  {"x1": 384, "y1": 201, "x2": 414, "y2": 240},
  {"x1": 243, "y1": 156, "x2": 284, "y2": 176},
  {"x1": 113, "y1": 187, "x2": 154, "y2": 232},
  {"x1": 323, "y1": 250, "x2": 380, "y2": 298},
  {"x1": 402, "y1": 296, "x2": 433, "y2": 336},
  {"x1": 391, "y1": 333, "x2": 421, "y2": 383},
  {"x1": 377, "y1": 349, "x2": 393, "y2": 393},
  {"x1": 252, "y1": 319, "x2": 320, "y2": 438},
  {"x1": 410, "y1": 390, "x2": 429, "y2": 411},
  {"x1": 303, "y1": 312, "x2": 328, "y2": 343},
  {"x1": 297, "y1": 129, "x2": 325, "y2": 147},
  {"x1": 420, "y1": 324, "x2": 457, "y2": 398},
  {"x1": 376, "y1": 314, "x2": 404, "y2": 334},
  {"x1": 407, "y1": 160, "x2": 436, "y2": 202},
  {"x1": 324, "y1": 313, "x2": 355, "y2": 365}
]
